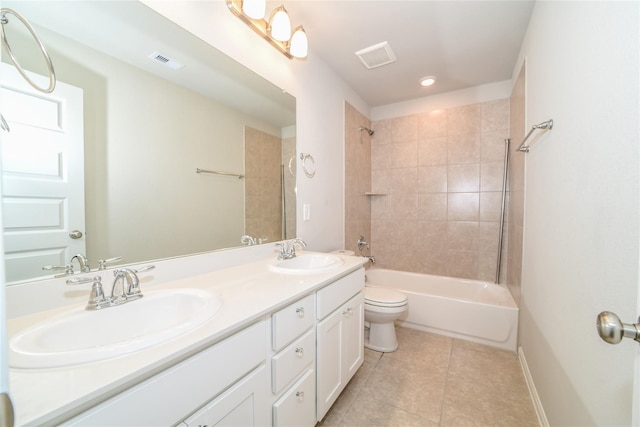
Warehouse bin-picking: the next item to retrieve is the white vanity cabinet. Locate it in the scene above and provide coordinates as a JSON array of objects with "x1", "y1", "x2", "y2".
[
  {"x1": 48, "y1": 263, "x2": 366, "y2": 427},
  {"x1": 64, "y1": 321, "x2": 268, "y2": 426},
  {"x1": 270, "y1": 294, "x2": 316, "y2": 427},
  {"x1": 315, "y1": 268, "x2": 365, "y2": 422}
]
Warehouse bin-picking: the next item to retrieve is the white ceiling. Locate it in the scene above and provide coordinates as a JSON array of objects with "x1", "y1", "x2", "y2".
[{"x1": 275, "y1": 0, "x2": 535, "y2": 107}]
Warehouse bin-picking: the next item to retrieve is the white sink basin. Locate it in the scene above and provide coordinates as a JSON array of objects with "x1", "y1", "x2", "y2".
[
  {"x1": 9, "y1": 288, "x2": 222, "y2": 369},
  {"x1": 267, "y1": 253, "x2": 344, "y2": 274}
]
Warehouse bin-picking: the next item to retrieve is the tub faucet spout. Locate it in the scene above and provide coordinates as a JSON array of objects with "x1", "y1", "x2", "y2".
[{"x1": 366, "y1": 255, "x2": 376, "y2": 264}]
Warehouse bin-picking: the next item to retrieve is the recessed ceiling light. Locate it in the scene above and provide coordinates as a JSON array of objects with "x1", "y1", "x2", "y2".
[{"x1": 419, "y1": 76, "x2": 437, "y2": 87}]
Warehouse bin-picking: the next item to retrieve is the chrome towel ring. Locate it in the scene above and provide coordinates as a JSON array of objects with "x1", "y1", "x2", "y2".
[
  {"x1": 1, "y1": 8, "x2": 56, "y2": 93},
  {"x1": 299, "y1": 153, "x2": 315, "y2": 178}
]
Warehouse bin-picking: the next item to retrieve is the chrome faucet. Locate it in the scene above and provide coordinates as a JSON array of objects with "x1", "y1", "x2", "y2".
[
  {"x1": 66, "y1": 265, "x2": 155, "y2": 310},
  {"x1": 276, "y1": 238, "x2": 307, "y2": 260},
  {"x1": 70, "y1": 254, "x2": 90, "y2": 273},
  {"x1": 111, "y1": 265, "x2": 155, "y2": 304},
  {"x1": 241, "y1": 235, "x2": 257, "y2": 246},
  {"x1": 66, "y1": 276, "x2": 111, "y2": 310}
]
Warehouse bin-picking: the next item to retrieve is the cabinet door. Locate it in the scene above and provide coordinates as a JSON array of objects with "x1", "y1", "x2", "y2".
[
  {"x1": 182, "y1": 365, "x2": 268, "y2": 427},
  {"x1": 316, "y1": 292, "x2": 365, "y2": 422},
  {"x1": 272, "y1": 369, "x2": 315, "y2": 427},
  {"x1": 316, "y1": 307, "x2": 343, "y2": 420},
  {"x1": 342, "y1": 293, "x2": 364, "y2": 380}
]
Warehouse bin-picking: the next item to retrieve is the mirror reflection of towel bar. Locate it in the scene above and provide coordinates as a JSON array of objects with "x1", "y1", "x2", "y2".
[{"x1": 195, "y1": 168, "x2": 244, "y2": 179}]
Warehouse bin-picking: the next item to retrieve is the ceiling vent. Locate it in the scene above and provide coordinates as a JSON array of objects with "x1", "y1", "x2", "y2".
[
  {"x1": 355, "y1": 41, "x2": 397, "y2": 70},
  {"x1": 148, "y1": 51, "x2": 184, "y2": 70}
]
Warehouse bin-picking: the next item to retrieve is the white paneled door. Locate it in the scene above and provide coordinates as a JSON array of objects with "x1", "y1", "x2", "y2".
[{"x1": 0, "y1": 64, "x2": 85, "y2": 283}]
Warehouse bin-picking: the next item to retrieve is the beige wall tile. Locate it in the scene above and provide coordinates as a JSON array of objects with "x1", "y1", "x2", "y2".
[
  {"x1": 448, "y1": 193, "x2": 479, "y2": 220},
  {"x1": 418, "y1": 193, "x2": 447, "y2": 220},
  {"x1": 448, "y1": 104, "x2": 481, "y2": 135},
  {"x1": 447, "y1": 250, "x2": 479, "y2": 279},
  {"x1": 348, "y1": 97, "x2": 520, "y2": 282},
  {"x1": 481, "y1": 99, "x2": 510, "y2": 132},
  {"x1": 418, "y1": 166, "x2": 447, "y2": 193},
  {"x1": 481, "y1": 130, "x2": 509, "y2": 162},
  {"x1": 448, "y1": 163, "x2": 480, "y2": 192},
  {"x1": 448, "y1": 133, "x2": 480, "y2": 164},
  {"x1": 447, "y1": 221, "x2": 479, "y2": 251},
  {"x1": 418, "y1": 136, "x2": 448, "y2": 166},
  {"x1": 418, "y1": 109, "x2": 448, "y2": 139},
  {"x1": 481, "y1": 160, "x2": 505, "y2": 191},
  {"x1": 392, "y1": 115, "x2": 418, "y2": 143}
]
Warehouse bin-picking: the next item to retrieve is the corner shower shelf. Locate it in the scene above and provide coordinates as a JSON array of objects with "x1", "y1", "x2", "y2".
[{"x1": 364, "y1": 192, "x2": 387, "y2": 196}]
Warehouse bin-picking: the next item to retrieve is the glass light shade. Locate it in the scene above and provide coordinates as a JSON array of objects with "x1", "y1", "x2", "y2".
[
  {"x1": 290, "y1": 26, "x2": 308, "y2": 59},
  {"x1": 419, "y1": 76, "x2": 437, "y2": 87},
  {"x1": 242, "y1": 0, "x2": 266, "y2": 19},
  {"x1": 269, "y1": 6, "x2": 291, "y2": 42}
]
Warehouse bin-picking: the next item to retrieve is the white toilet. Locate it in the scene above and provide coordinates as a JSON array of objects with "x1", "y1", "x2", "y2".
[{"x1": 364, "y1": 286, "x2": 408, "y2": 352}]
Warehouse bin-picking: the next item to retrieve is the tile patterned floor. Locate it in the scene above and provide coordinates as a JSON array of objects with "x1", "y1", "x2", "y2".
[{"x1": 317, "y1": 327, "x2": 539, "y2": 427}]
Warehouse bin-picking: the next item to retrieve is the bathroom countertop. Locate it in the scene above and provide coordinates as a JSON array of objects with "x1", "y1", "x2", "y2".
[{"x1": 8, "y1": 252, "x2": 368, "y2": 426}]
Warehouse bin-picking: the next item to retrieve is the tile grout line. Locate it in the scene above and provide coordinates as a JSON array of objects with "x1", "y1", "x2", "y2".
[
  {"x1": 334, "y1": 350, "x2": 384, "y2": 427},
  {"x1": 437, "y1": 338, "x2": 456, "y2": 427}
]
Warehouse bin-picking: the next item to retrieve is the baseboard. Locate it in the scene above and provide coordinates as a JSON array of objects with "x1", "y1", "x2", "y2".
[{"x1": 518, "y1": 346, "x2": 549, "y2": 427}]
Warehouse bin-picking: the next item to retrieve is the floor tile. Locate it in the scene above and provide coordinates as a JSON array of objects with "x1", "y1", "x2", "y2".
[{"x1": 316, "y1": 327, "x2": 538, "y2": 427}]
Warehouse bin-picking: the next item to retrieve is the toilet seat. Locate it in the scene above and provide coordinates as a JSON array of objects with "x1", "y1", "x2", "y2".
[{"x1": 364, "y1": 286, "x2": 407, "y2": 308}]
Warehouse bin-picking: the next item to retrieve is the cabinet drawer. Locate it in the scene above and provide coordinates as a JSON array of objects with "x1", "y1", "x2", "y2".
[
  {"x1": 65, "y1": 321, "x2": 267, "y2": 426},
  {"x1": 272, "y1": 294, "x2": 315, "y2": 351},
  {"x1": 273, "y1": 369, "x2": 316, "y2": 427},
  {"x1": 271, "y1": 329, "x2": 315, "y2": 394},
  {"x1": 316, "y1": 268, "x2": 364, "y2": 319}
]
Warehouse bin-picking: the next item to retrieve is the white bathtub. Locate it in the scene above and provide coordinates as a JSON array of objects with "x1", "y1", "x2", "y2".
[{"x1": 365, "y1": 269, "x2": 519, "y2": 352}]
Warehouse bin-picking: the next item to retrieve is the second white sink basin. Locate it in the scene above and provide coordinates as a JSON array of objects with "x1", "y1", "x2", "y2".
[
  {"x1": 267, "y1": 253, "x2": 344, "y2": 274},
  {"x1": 9, "y1": 288, "x2": 222, "y2": 369}
]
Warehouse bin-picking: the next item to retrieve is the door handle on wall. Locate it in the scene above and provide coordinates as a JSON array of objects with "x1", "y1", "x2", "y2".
[{"x1": 596, "y1": 311, "x2": 640, "y2": 344}]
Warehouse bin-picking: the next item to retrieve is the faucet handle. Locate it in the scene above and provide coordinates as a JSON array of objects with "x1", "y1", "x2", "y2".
[
  {"x1": 132, "y1": 265, "x2": 155, "y2": 274},
  {"x1": 66, "y1": 276, "x2": 110, "y2": 310},
  {"x1": 118, "y1": 265, "x2": 154, "y2": 299},
  {"x1": 97, "y1": 256, "x2": 123, "y2": 270},
  {"x1": 43, "y1": 264, "x2": 74, "y2": 277}
]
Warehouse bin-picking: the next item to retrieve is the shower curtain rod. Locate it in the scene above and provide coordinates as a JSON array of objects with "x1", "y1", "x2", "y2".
[{"x1": 517, "y1": 119, "x2": 554, "y2": 153}]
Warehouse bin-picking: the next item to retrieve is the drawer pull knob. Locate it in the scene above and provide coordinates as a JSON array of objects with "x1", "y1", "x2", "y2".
[
  {"x1": 343, "y1": 307, "x2": 353, "y2": 317},
  {"x1": 295, "y1": 347, "x2": 304, "y2": 357},
  {"x1": 296, "y1": 307, "x2": 305, "y2": 318},
  {"x1": 296, "y1": 391, "x2": 304, "y2": 401}
]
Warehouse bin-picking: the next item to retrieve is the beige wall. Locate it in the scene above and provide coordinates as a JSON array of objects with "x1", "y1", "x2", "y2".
[
  {"x1": 10, "y1": 24, "x2": 284, "y2": 265},
  {"x1": 367, "y1": 100, "x2": 510, "y2": 281},
  {"x1": 515, "y1": 2, "x2": 639, "y2": 425}
]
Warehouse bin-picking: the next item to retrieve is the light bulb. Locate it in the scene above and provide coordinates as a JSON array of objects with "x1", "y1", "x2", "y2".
[
  {"x1": 290, "y1": 26, "x2": 308, "y2": 59},
  {"x1": 419, "y1": 76, "x2": 437, "y2": 87},
  {"x1": 242, "y1": 0, "x2": 265, "y2": 19},
  {"x1": 269, "y1": 6, "x2": 291, "y2": 42}
]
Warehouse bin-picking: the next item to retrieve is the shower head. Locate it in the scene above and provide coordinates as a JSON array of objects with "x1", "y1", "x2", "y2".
[{"x1": 359, "y1": 126, "x2": 375, "y2": 136}]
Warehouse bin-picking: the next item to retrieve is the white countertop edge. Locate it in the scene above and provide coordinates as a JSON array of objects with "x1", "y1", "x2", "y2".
[{"x1": 9, "y1": 252, "x2": 369, "y2": 426}]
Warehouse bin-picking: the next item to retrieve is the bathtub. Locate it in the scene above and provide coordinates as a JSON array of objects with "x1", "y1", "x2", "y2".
[{"x1": 365, "y1": 269, "x2": 519, "y2": 352}]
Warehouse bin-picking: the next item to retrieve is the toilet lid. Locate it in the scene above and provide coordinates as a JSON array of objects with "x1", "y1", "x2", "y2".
[{"x1": 364, "y1": 286, "x2": 407, "y2": 307}]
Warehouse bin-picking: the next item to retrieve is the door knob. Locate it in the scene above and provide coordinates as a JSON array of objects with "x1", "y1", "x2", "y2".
[
  {"x1": 596, "y1": 311, "x2": 640, "y2": 344},
  {"x1": 69, "y1": 230, "x2": 83, "y2": 239}
]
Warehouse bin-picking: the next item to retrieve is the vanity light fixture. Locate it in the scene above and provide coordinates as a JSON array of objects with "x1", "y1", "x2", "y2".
[
  {"x1": 226, "y1": 0, "x2": 308, "y2": 60},
  {"x1": 419, "y1": 76, "x2": 437, "y2": 87}
]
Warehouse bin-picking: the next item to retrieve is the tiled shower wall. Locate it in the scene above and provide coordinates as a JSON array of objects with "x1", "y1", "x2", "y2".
[
  {"x1": 245, "y1": 126, "x2": 296, "y2": 243},
  {"x1": 344, "y1": 103, "x2": 372, "y2": 255},
  {"x1": 507, "y1": 65, "x2": 526, "y2": 304},
  {"x1": 366, "y1": 100, "x2": 510, "y2": 281}
]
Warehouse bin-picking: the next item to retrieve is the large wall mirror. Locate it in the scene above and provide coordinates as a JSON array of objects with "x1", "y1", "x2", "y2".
[{"x1": 0, "y1": 1, "x2": 297, "y2": 284}]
